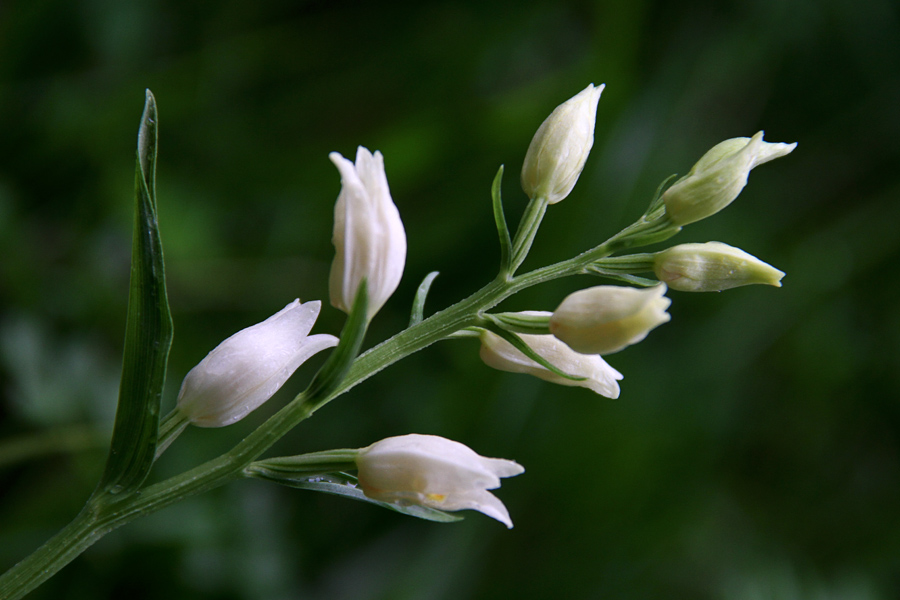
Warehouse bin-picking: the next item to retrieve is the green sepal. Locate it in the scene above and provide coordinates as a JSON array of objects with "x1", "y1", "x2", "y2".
[
  {"x1": 584, "y1": 254, "x2": 658, "y2": 286},
  {"x1": 245, "y1": 461, "x2": 463, "y2": 524},
  {"x1": 604, "y1": 213, "x2": 682, "y2": 254},
  {"x1": 247, "y1": 450, "x2": 360, "y2": 477},
  {"x1": 95, "y1": 90, "x2": 173, "y2": 497},
  {"x1": 491, "y1": 165, "x2": 512, "y2": 274},
  {"x1": 305, "y1": 280, "x2": 369, "y2": 404},
  {"x1": 409, "y1": 271, "x2": 440, "y2": 327},
  {"x1": 625, "y1": 218, "x2": 682, "y2": 248},
  {"x1": 584, "y1": 269, "x2": 660, "y2": 287},
  {"x1": 485, "y1": 312, "x2": 551, "y2": 335},
  {"x1": 481, "y1": 325, "x2": 586, "y2": 382}
]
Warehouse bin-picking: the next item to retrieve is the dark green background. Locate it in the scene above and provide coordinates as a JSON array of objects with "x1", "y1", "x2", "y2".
[{"x1": 2, "y1": 0, "x2": 899, "y2": 598}]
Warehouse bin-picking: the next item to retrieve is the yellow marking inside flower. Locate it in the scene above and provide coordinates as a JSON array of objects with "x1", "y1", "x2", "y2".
[{"x1": 425, "y1": 493, "x2": 446, "y2": 502}]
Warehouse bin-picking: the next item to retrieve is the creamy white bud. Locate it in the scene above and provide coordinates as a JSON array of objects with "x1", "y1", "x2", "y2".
[
  {"x1": 662, "y1": 132, "x2": 797, "y2": 225},
  {"x1": 356, "y1": 434, "x2": 524, "y2": 528},
  {"x1": 176, "y1": 300, "x2": 338, "y2": 427},
  {"x1": 654, "y1": 242, "x2": 785, "y2": 292},
  {"x1": 521, "y1": 84, "x2": 604, "y2": 204},
  {"x1": 479, "y1": 320, "x2": 623, "y2": 399},
  {"x1": 549, "y1": 285, "x2": 671, "y2": 355},
  {"x1": 329, "y1": 146, "x2": 406, "y2": 319}
]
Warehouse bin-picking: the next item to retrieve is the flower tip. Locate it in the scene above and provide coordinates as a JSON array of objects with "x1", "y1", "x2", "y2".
[
  {"x1": 578, "y1": 83, "x2": 604, "y2": 112},
  {"x1": 354, "y1": 145, "x2": 377, "y2": 163}
]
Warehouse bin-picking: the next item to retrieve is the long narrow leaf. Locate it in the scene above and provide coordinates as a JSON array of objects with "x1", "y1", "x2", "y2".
[
  {"x1": 487, "y1": 327, "x2": 586, "y2": 382},
  {"x1": 409, "y1": 271, "x2": 439, "y2": 327},
  {"x1": 96, "y1": 90, "x2": 173, "y2": 496},
  {"x1": 246, "y1": 467, "x2": 463, "y2": 523},
  {"x1": 491, "y1": 166, "x2": 512, "y2": 273},
  {"x1": 305, "y1": 280, "x2": 368, "y2": 404}
]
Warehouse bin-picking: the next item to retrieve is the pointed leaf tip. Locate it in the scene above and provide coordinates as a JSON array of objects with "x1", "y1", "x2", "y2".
[{"x1": 137, "y1": 92, "x2": 158, "y2": 196}]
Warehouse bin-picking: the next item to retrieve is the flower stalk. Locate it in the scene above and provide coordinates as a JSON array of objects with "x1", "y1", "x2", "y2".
[{"x1": 0, "y1": 83, "x2": 795, "y2": 599}]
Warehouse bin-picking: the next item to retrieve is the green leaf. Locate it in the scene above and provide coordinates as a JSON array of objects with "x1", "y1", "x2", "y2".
[
  {"x1": 485, "y1": 326, "x2": 586, "y2": 382},
  {"x1": 491, "y1": 165, "x2": 512, "y2": 273},
  {"x1": 96, "y1": 90, "x2": 173, "y2": 496},
  {"x1": 245, "y1": 466, "x2": 463, "y2": 523},
  {"x1": 409, "y1": 271, "x2": 439, "y2": 327},
  {"x1": 305, "y1": 279, "x2": 368, "y2": 404}
]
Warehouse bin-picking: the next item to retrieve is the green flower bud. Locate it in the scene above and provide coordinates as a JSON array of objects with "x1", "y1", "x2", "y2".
[
  {"x1": 662, "y1": 131, "x2": 797, "y2": 225},
  {"x1": 549, "y1": 285, "x2": 671, "y2": 355},
  {"x1": 654, "y1": 242, "x2": 785, "y2": 292},
  {"x1": 521, "y1": 84, "x2": 604, "y2": 204}
]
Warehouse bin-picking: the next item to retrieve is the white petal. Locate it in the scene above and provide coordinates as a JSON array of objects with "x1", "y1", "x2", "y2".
[{"x1": 431, "y1": 489, "x2": 515, "y2": 529}]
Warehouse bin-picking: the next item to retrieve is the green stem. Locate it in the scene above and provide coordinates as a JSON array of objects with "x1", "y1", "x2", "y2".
[{"x1": 0, "y1": 506, "x2": 107, "y2": 599}]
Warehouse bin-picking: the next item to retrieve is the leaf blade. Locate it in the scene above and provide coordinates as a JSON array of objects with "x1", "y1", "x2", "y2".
[
  {"x1": 246, "y1": 467, "x2": 463, "y2": 523},
  {"x1": 491, "y1": 166, "x2": 512, "y2": 273},
  {"x1": 409, "y1": 271, "x2": 440, "y2": 327},
  {"x1": 96, "y1": 90, "x2": 173, "y2": 496}
]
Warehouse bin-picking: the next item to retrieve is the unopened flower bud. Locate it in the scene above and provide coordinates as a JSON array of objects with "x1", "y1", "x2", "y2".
[
  {"x1": 521, "y1": 84, "x2": 604, "y2": 204},
  {"x1": 356, "y1": 434, "x2": 524, "y2": 528},
  {"x1": 549, "y1": 285, "x2": 671, "y2": 355},
  {"x1": 479, "y1": 324, "x2": 623, "y2": 399},
  {"x1": 662, "y1": 132, "x2": 797, "y2": 225},
  {"x1": 176, "y1": 300, "x2": 338, "y2": 427},
  {"x1": 654, "y1": 242, "x2": 785, "y2": 292},
  {"x1": 330, "y1": 146, "x2": 406, "y2": 319}
]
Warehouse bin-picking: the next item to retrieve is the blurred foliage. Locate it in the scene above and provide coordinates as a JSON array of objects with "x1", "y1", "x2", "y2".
[{"x1": 1, "y1": 0, "x2": 899, "y2": 598}]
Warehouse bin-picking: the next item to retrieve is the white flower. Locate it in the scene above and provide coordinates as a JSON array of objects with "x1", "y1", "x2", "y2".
[
  {"x1": 653, "y1": 242, "x2": 785, "y2": 292},
  {"x1": 549, "y1": 285, "x2": 671, "y2": 355},
  {"x1": 356, "y1": 434, "x2": 525, "y2": 528},
  {"x1": 176, "y1": 300, "x2": 338, "y2": 427},
  {"x1": 329, "y1": 146, "x2": 406, "y2": 319},
  {"x1": 662, "y1": 131, "x2": 797, "y2": 225},
  {"x1": 521, "y1": 84, "x2": 605, "y2": 204},
  {"x1": 479, "y1": 320, "x2": 623, "y2": 399}
]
